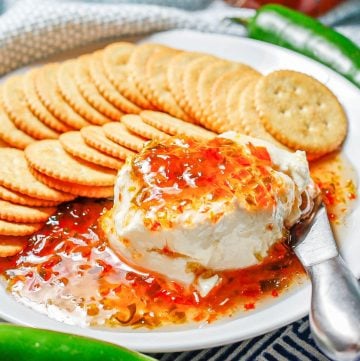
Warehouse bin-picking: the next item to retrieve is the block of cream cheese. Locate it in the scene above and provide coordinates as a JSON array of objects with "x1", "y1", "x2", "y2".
[{"x1": 102, "y1": 132, "x2": 317, "y2": 296}]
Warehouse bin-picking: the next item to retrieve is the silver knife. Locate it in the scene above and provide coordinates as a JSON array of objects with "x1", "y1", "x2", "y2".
[{"x1": 291, "y1": 202, "x2": 360, "y2": 361}]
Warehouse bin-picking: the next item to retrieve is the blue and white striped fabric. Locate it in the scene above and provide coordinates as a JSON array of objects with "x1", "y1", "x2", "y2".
[
  {"x1": 153, "y1": 319, "x2": 331, "y2": 361},
  {"x1": 1, "y1": 1, "x2": 359, "y2": 360}
]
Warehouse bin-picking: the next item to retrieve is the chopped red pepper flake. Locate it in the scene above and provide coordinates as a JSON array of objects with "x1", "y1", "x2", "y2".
[{"x1": 244, "y1": 302, "x2": 256, "y2": 310}]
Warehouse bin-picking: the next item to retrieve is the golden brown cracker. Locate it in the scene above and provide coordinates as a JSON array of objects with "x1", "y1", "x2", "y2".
[
  {"x1": 0, "y1": 235, "x2": 28, "y2": 257},
  {"x1": 60, "y1": 131, "x2": 124, "y2": 170},
  {"x1": 25, "y1": 140, "x2": 116, "y2": 186},
  {"x1": 0, "y1": 219, "x2": 43, "y2": 237},
  {"x1": 140, "y1": 111, "x2": 215, "y2": 140},
  {"x1": 81, "y1": 125, "x2": 135, "y2": 160},
  {"x1": 75, "y1": 55, "x2": 124, "y2": 121},
  {"x1": 239, "y1": 80, "x2": 287, "y2": 149},
  {"x1": 89, "y1": 51, "x2": 141, "y2": 114},
  {"x1": 0, "y1": 185, "x2": 61, "y2": 207},
  {"x1": 197, "y1": 60, "x2": 231, "y2": 120},
  {"x1": 209, "y1": 69, "x2": 255, "y2": 132},
  {"x1": 167, "y1": 51, "x2": 203, "y2": 116},
  {"x1": 144, "y1": 48, "x2": 193, "y2": 122},
  {"x1": 103, "y1": 122, "x2": 146, "y2": 152},
  {"x1": 197, "y1": 61, "x2": 250, "y2": 127},
  {"x1": 23, "y1": 69, "x2": 72, "y2": 133},
  {"x1": 0, "y1": 102, "x2": 35, "y2": 149},
  {"x1": 121, "y1": 114, "x2": 170, "y2": 141},
  {"x1": 102, "y1": 42, "x2": 151, "y2": 109},
  {"x1": 0, "y1": 200, "x2": 56, "y2": 223},
  {"x1": 0, "y1": 148, "x2": 74, "y2": 202},
  {"x1": 128, "y1": 43, "x2": 170, "y2": 110},
  {"x1": 0, "y1": 138, "x2": 10, "y2": 148},
  {"x1": 224, "y1": 73, "x2": 262, "y2": 133},
  {"x1": 2, "y1": 76, "x2": 59, "y2": 139},
  {"x1": 35, "y1": 63, "x2": 90, "y2": 130},
  {"x1": 182, "y1": 55, "x2": 217, "y2": 121},
  {"x1": 32, "y1": 169, "x2": 114, "y2": 198},
  {"x1": 255, "y1": 70, "x2": 347, "y2": 154},
  {"x1": 57, "y1": 60, "x2": 111, "y2": 125}
]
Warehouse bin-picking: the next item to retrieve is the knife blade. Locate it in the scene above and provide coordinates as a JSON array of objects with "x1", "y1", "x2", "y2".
[{"x1": 292, "y1": 203, "x2": 338, "y2": 267}]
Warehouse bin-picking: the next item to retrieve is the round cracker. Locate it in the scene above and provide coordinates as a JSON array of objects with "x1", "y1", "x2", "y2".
[
  {"x1": 0, "y1": 235, "x2": 28, "y2": 257},
  {"x1": 197, "y1": 60, "x2": 231, "y2": 123},
  {"x1": 60, "y1": 131, "x2": 124, "y2": 170},
  {"x1": 140, "y1": 111, "x2": 215, "y2": 140},
  {"x1": 182, "y1": 55, "x2": 217, "y2": 122},
  {"x1": 128, "y1": 43, "x2": 170, "y2": 111},
  {"x1": 75, "y1": 55, "x2": 123, "y2": 121},
  {"x1": 0, "y1": 148, "x2": 74, "y2": 202},
  {"x1": 89, "y1": 51, "x2": 141, "y2": 114},
  {"x1": 210, "y1": 69, "x2": 249, "y2": 132},
  {"x1": 80, "y1": 125, "x2": 134, "y2": 160},
  {"x1": 225, "y1": 73, "x2": 262, "y2": 133},
  {"x1": 102, "y1": 42, "x2": 151, "y2": 109},
  {"x1": 0, "y1": 102, "x2": 35, "y2": 149},
  {"x1": 31, "y1": 169, "x2": 114, "y2": 198},
  {"x1": 25, "y1": 140, "x2": 116, "y2": 186},
  {"x1": 0, "y1": 219, "x2": 43, "y2": 236},
  {"x1": 103, "y1": 122, "x2": 146, "y2": 152},
  {"x1": 57, "y1": 60, "x2": 111, "y2": 125},
  {"x1": 197, "y1": 61, "x2": 251, "y2": 128},
  {"x1": 145, "y1": 48, "x2": 193, "y2": 122},
  {"x1": 0, "y1": 185, "x2": 61, "y2": 207},
  {"x1": 209, "y1": 68, "x2": 261, "y2": 133},
  {"x1": 2, "y1": 76, "x2": 59, "y2": 140},
  {"x1": 23, "y1": 69, "x2": 72, "y2": 133},
  {"x1": 255, "y1": 70, "x2": 347, "y2": 154},
  {"x1": 0, "y1": 200, "x2": 56, "y2": 223},
  {"x1": 0, "y1": 138, "x2": 11, "y2": 147},
  {"x1": 167, "y1": 51, "x2": 203, "y2": 118},
  {"x1": 35, "y1": 63, "x2": 90, "y2": 130},
  {"x1": 239, "y1": 80, "x2": 288, "y2": 149},
  {"x1": 121, "y1": 114, "x2": 170, "y2": 141}
]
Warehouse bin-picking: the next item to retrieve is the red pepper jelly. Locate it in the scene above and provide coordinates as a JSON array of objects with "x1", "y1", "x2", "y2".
[
  {"x1": 0, "y1": 199, "x2": 305, "y2": 328},
  {"x1": 310, "y1": 152, "x2": 357, "y2": 224},
  {"x1": 132, "y1": 137, "x2": 280, "y2": 226}
]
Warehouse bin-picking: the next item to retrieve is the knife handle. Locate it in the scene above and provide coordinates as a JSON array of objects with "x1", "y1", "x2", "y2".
[{"x1": 307, "y1": 255, "x2": 360, "y2": 361}]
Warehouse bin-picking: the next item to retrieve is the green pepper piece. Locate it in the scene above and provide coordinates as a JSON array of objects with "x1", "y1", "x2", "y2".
[
  {"x1": 230, "y1": 4, "x2": 360, "y2": 88},
  {"x1": 0, "y1": 324, "x2": 157, "y2": 361}
]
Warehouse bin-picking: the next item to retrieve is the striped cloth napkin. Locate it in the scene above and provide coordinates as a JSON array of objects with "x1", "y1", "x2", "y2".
[{"x1": 0, "y1": 1, "x2": 359, "y2": 360}]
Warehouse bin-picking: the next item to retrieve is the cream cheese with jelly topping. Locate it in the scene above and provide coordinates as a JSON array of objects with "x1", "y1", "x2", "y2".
[{"x1": 102, "y1": 132, "x2": 316, "y2": 296}]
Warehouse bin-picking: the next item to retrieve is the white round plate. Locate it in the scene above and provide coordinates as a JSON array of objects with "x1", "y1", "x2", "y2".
[{"x1": 0, "y1": 30, "x2": 359, "y2": 353}]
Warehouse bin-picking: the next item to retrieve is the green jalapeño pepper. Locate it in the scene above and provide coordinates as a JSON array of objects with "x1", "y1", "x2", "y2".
[
  {"x1": 230, "y1": 4, "x2": 360, "y2": 88},
  {"x1": 0, "y1": 324, "x2": 156, "y2": 361}
]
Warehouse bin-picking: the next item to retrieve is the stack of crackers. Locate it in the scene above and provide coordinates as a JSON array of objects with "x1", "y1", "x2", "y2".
[{"x1": 0, "y1": 42, "x2": 348, "y2": 257}]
